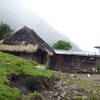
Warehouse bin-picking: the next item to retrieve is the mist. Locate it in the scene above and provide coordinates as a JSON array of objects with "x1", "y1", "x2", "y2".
[{"x1": 0, "y1": 0, "x2": 80, "y2": 51}]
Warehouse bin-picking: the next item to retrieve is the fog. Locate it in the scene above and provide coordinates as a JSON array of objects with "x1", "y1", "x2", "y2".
[{"x1": 0, "y1": 0, "x2": 81, "y2": 50}]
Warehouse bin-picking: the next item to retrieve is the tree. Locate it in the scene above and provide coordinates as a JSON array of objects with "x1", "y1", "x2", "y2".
[
  {"x1": 0, "y1": 22, "x2": 12, "y2": 40},
  {"x1": 53, "y1": 40, "x2": 72, "y2": 50}
]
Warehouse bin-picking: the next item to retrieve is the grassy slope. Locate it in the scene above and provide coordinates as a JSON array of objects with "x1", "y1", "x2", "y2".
[
  {"x1": 0, "y1": 52, "x2": 53, "y2": 100},
  {"x1": 69, "y1": 76, "x2": 100, "y2": 93}
]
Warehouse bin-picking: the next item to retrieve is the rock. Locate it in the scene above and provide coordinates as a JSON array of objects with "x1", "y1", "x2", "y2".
[
  {"x1": 49, "y1": 91, "x2": 53, "y2": 94},
  {"x1": 34, "y1": 66, "x2": 46, "y2": 70},
  {"x1": 62, "y1": 82, "x2": 66, "y2": 85},
  {"x1": 54, "y1": 93, "x2": 59, "y2": 97},
  {"x1": 57, "y1": 96, "x2": 61, "y2": 100},
  {"x1": 44, "y1": 91, "x2": 48, "y2": 93},
  {"x1": 70, "y1": 74, "x2": 76, "y2": 77},
  {"x1": 86, "y1": 74, "x2": 91, "y2": 77},
  {"x1": 88, "y1": 89, "x2": 97, "y2": 95},
  {"x1": 60, "y1": 92, "x2": 66, "y2": 97}
]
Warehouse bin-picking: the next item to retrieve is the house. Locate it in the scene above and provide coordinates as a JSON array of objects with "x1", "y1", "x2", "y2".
[
  {"x1": 49, "y1": 50, "x2": 100, "y2": 73},
  {"x1": 0, "y1": 26, "x2": 54, "y2": 64}
]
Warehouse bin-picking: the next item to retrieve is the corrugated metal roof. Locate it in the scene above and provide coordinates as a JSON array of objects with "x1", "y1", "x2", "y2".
[
  {"x1": 95, "y1": 46, "x2": 100, "y2": 48},
  {"x1": 54, "y1": 50, "x2": 100, "y2": 57}
]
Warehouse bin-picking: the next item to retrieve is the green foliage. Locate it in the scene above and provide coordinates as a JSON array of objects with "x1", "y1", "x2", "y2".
[
  {"x1": 0, "y1": 85, "x2": 20, "y2": 100},
  {"x1": 53, "y1": 40, "x2": 72, "y2": 50},
  {"x1": 96, "y1": 66, "x2": 100, "y2": 72},
  {"x1": 0, "y1": 51, "x2": 54, "y2": 100},
  {"x1": 31, "y1": 61, "x2": 40, "y2": 66},
  {"x1": 32, "y1": 93, "x2": 43, "y2": 99},
  {"x1": 64, "y1": 95, "x2": 100, "y2": 100},
  {"x1": 0, "y1": 22, "x2": 12, "y2": 40},
  {"x1": 22, "y1": 93, "x2": 43, "y2": 100},
  {"x1": 88, "y1": 95, "x2": 100, "y2": 100},
  {"x1": 72, "y1": 97, "x2": 83, "y2": 100}
]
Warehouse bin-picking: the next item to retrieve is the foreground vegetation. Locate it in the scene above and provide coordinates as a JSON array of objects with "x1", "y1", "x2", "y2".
[{"x1": 0, "y1": 52, "x2": 53, "y2": 100}]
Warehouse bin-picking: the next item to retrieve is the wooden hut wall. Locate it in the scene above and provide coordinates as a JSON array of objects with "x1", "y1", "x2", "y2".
[
  {"x1": 49, "y1": 54, "x2": 78, "y2": 71},
  {"x1": 79, "y1": 56, "x2": 96, "y2": 70},
  {"x1": 50, "y1": 54, "x2": 100, "y2": 72},
  {"x1": 96, "y1": 57, "x2": 100, "y2": 66},
  {"x1": 19, "y1": 51, "x2": 47, "y2": 64}
]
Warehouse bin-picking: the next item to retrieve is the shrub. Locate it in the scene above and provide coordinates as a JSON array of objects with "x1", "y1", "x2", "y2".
[{"x1": 53, "y1": 40, "x2": 72, "y2": 50}]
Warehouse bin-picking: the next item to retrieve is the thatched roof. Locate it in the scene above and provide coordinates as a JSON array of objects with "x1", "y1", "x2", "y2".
[{"x1": 0, "y1": 26, "x2": 54, "y2": 55}]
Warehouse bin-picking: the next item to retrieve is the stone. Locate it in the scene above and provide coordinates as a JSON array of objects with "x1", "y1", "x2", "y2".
[
  {"x1": 57, "y1": 96, "x2": 61, "y2": 100},
  {"x1": 54, "y1": 93, "x2": 59, "y2": 96},
  {"x1": 34, "y1": 66, "x2": 46, "y2": 70},
  {"x1": 60, "y1": 92, "x2": 66, "y2": 97},
  {"x1": 70, "y1": 74, "x2": 76, "y2": 77},
  {"x1": 86, "y1": 74, "x2": 91, "y2": 77}
]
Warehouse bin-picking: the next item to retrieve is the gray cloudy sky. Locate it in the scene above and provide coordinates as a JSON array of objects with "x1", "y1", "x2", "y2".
[{"x1": 0, "y1": 0, "x2": 100, "y2": 52}]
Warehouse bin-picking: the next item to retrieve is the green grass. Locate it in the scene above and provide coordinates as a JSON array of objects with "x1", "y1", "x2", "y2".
[
  {"x1": 21, "y1": 93, "x2": 43, "y2": 100},
  {"x1": 88, "y1": 95, "x2": 100, "y2": 100},
  {"x1": 31, "y1": 93, "x2": 43, "y2": 99},
  {"x1": 0, "y1": 51, "x2": 54, "y2": 100},
  {"x1": 0, "y1": 85, "x2": 20, "y2": 100}
]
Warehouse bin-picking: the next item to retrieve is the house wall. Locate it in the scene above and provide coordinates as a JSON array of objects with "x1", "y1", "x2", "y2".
[
  {"x1": 49, "y1": 54, "x2": 100, "y2": 73},
  {"x1": 49, "y1": 55, "x2": 78, "y2": 71}
]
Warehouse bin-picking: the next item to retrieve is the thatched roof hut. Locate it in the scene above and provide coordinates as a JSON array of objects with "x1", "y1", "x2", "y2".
[
  {"x1": 0, "y1": 26, "x2": 54, "y2": 55},
  {"x1": 0, "y1": 26, "x2": 54, "y2": 64}
]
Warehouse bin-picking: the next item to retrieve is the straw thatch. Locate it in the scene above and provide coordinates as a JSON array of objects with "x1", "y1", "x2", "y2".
[{"x1": 0, "y1": 26, "x2": 54, "y2": 55}]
